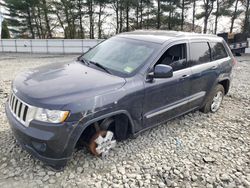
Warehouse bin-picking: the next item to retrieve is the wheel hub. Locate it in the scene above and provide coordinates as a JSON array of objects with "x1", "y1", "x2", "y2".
[
  {"x1": 94, "y1": 131, "x2": 116, "y2": 158},
  {"x1": 211, "y1": 91, "x2": 223, "y2": 112}
]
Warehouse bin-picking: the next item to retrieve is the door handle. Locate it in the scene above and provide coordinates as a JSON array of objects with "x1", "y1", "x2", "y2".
[
  {"x1": 210, "y1": 65, "x2": 218, "y2": 70},
  {"x1": 180, "y1": 74, "x2": 190, "y2": 80}
]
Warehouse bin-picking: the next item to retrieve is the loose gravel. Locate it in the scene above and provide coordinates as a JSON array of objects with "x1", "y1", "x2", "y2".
[{"x1": 0, "y1": 53, "x2": 249, "y2": 188}]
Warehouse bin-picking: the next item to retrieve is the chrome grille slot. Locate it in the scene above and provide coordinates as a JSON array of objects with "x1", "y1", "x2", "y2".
[
  {"x1": 23, "y1": 106, "x2": 28, "y2": 122},
  {"x1": 9, "y1": 93, "x2": 30, "y2": 127},
  {"x1": 11, "y1": 95, "x2": 14, "y2": 109},
  {"x1": 14, "y1": 98, "x2": 18, "y2": 113}
]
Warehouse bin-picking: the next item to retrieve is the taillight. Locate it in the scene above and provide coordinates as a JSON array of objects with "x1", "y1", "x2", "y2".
[{"x1": 232, "y1": 58, "x2": 237, "y2": 66}]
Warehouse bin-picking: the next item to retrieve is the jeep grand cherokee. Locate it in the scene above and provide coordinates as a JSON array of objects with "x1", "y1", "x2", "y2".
[{"x1": 5, "y1": 30, "x2": 235, "y2": 169}]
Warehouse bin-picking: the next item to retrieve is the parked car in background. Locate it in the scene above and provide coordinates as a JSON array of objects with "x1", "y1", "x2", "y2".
[{"x1": 5, "y1": 30, "x2": 235, "y2": 169}]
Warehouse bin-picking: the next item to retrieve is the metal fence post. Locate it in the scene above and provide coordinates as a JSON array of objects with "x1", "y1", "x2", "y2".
[
  {"x1": 62, "y1": 39, "x2": 65, "y2": 54},
  {"x1": 15, "y1": 39, "x2": 17, "y2": 53},
  {"x1": 82, "y1": 39, "x2": 84, "y2": 53},
  {"x1": 46, "y1": 39, "x2": 49, "y2": 54},
  {"x1": 30, "y1": 39, "x2": 33, "y2": 54},
  {"x1": 0, "y1": 39, "x2": 3, "y2": 52},
  {"x1": 1, "y1": 39, "x2": 3, "y2": 52}
]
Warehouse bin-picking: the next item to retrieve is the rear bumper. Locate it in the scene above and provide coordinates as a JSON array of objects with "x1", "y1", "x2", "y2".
[{"x1": 5, "y1": 103, "x2": 77, "y2": 167}]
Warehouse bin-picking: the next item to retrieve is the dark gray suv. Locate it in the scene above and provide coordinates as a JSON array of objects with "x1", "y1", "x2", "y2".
[{"x1": 5, "y1": 31, "x2": 235, "y2": 169}]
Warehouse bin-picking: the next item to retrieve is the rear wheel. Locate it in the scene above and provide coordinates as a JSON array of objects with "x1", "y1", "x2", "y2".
[{"x1": 200, "y1": 84, "x2": 225, "y2": 113}]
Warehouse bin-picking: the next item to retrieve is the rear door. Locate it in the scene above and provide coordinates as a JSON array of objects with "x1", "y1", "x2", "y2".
[
  {"x1": 188, "y1": 41, "x2": 220, "y2": 109},
  {"x1": 210, "y1": 42, "x2": 232, "y2": 78}
]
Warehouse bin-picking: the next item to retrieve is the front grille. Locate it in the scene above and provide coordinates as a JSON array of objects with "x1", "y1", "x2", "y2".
[{"x1": 9, "y1": 93, "x2": 30, "y2": 127}]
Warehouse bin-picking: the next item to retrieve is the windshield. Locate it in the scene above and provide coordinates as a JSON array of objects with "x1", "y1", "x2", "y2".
[{"x1": 82, "y1": 37, "x2": 160, "y2": 76}]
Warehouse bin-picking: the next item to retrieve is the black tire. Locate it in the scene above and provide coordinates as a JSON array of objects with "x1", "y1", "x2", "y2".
[{"x1": 200, "y1": 84, "x2": 225, "y2": 113}]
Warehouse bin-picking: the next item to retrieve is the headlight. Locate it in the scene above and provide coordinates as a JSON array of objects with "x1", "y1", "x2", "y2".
[{"x1": 34, "y1": 108, "x2": 69, "y2": 123}]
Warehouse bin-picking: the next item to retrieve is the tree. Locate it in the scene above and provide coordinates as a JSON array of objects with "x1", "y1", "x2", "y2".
[
  {"x1": 123, "y1": 0, "x2": 131, "y2": 31},
  {"x1": 144, "y1": 0, "x2": 154, "y2": 29},
  {"x1": 213, "y1": 0, "x2": 230, "y2": 34},
  {"x1": 179, "y1": 0, "x2": 190, "y2": 31},
  {"x1": 2, "y1": 0, "x2": 55, "y2": 38},
  {"x1": 197, "y1": 0, "x2": 215, "y2": 33},
  {"x1": 51, "y1": 0, "x2": 67, "y2": 38},
  {"x1": 41, "y1": 0, "x2": 52, "y2": 38},
  {"x1": 51, "y1": 0, "x2": 79, "y2": 39},
  {"x1": 3, "y1": 0, "x2": 37, "y2": 38},
  {"x1": 86, "y1": 0, "x2": 95, "y2": 38},
  {"x1": 192, "y1": 0, "x2": 197, "y2": 31},
  {"x1": 1, "y1": 0, "x2": 247, "y2": 38},
  {"x1": 95, "y1": 0, "x2": 109, "y2": 38},
  {"x1": 156, "y1": 0, "x2": 180, "y2": 30},
  {"x1": 110, "y1": 0, "x2": 119, "y2": 34},
  {"x1": 77, "y1": 0, "x2": 85, "y2": 39},
  {"x1": 229, "y1": 0, "x2": 242, "y2": 33},
  {"x1": 242, "y1": 0, "x2": 250, "y2": 33},
  {"x1": 162, "y1": 0, "x2": 181, "y2": 30},
  {"x1": 156, "y1": 0, "x2": 161, "y2": 29},
  {"x1": 119, "y1": 0, "x2": 123, "y2": 32},
  {"x1": 133, "y1": 0, "x2": 153, "y2": 29},
  {"x1": 1, "y1": 20, "x2": 10, "y2": 38}
]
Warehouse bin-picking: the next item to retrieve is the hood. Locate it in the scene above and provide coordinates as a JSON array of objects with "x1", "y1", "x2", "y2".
[{"x1": 13, "y1": 61, "x2": 126, "y2": 108}]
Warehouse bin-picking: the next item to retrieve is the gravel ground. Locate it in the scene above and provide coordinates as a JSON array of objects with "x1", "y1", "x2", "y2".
[{"x1": 0, "y1": 53, "x2": 249, "y2": 188}]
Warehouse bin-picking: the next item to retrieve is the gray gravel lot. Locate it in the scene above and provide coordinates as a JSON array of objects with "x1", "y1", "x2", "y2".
[{"x1": 0, "y1": 53, "x2": 249, "y2": 188}]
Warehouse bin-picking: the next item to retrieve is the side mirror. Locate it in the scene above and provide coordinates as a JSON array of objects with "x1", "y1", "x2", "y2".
[{"x1": 148, "y1": 64, "x2": 173, "y2": 79}]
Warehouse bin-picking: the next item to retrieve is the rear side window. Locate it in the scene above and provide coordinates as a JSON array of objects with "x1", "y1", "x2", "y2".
[
  {"x1": 189, "y1": 42, "x2": 211, "y2": 66},
  {"x1": 210, "y1": 42, "x2": 228, "y2": 60}
]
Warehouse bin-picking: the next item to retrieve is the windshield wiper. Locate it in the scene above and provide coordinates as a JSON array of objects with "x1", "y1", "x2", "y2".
[
  {"x1": 78, "y1": 57, "x2": 90, "y2": 66},
  {"x1": 89, "y1": 61, "x2": 112, "y2": 74},
  {"x1": 78, "y1": 57, "x2": 112, "y2": 75}
]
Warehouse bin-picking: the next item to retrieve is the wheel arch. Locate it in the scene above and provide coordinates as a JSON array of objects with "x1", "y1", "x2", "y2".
[
  {"x1": 200, "y1": 78, "x2": 229, "y2": 113},
  {"x1": 73, "y1": 110, "x2": 135, "y2": 148},
  {"x1": 218, "y1": 79, "x2": 230, "y2": 94}
]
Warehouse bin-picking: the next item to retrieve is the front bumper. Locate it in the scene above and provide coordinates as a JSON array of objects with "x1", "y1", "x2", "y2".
[{"x1": 5, "y1": 103, "x2": 78, "y2": 167}]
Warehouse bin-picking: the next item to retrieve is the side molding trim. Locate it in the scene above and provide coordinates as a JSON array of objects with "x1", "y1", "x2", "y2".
[{"x1": 146, "y1": 92, "x2": 205, "y2": 119}]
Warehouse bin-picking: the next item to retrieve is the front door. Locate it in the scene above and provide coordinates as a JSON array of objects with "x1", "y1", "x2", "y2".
[{"x1": 143, "y1": 43, "x2": 192, "y2": 127}]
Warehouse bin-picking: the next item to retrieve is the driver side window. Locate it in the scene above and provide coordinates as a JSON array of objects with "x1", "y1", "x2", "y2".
[{"x1": 156, "y1": 43, "x2": 187, "y2": 71}]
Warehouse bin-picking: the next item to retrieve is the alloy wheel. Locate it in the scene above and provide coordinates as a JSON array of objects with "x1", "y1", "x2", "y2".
[
  {"x1": 89, "y1": 130, "x2": 116, "y2": 158},
  {"x1": 211, "y1": 91, "x2": 223, "y2": 112}
]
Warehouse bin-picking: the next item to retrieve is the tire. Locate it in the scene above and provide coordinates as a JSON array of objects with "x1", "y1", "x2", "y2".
[{"x1": 200, "y1": 84, "x2": 225, "y2": 113}]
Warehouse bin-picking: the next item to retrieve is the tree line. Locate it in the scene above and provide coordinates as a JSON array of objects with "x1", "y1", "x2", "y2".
[{"x1": 1, "y1": 0, "x2": 250, "y2": 39}]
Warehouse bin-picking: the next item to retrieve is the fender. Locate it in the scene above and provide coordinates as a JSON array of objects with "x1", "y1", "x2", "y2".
[{"x1": 218, "y1": 76, "x2": 231, "y2": 83}]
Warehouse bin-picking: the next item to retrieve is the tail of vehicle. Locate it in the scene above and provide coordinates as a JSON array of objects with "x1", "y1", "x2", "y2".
[{"x1": 222, "y1": 39, "x2": 237, "y2": 67}]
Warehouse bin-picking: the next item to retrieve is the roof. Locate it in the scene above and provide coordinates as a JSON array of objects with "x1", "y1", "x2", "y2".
[{"x1": 118, "y1": 30, "x2": 220, "y2": 44}]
